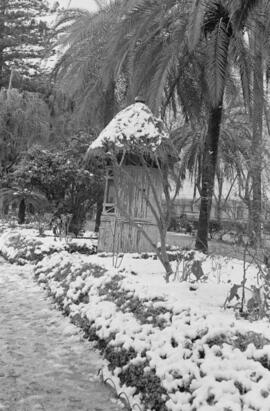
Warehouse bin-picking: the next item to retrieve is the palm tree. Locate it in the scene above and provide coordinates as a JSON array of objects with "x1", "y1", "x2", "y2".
[
  {"x1": 172, "y1": 98, "x2": 252, "y2": 224},
  {"x1": 102, "y1": 0, "x2": 265, "y2": 252},
  {"x1": 247, "y1": 1, "x2": 270, "y2": 245},
  {"x1": 52, "y1": 1, "x2": 133, "y2": 232},
  {"x1": 52, "y1": 1, "x2": 131, "y2": 131},
  {"x1": 0, "y1": 187, "x2": 49, "y2": 224},
  {"x1": 213, "y1": 103, "x2": 252, "y2": 225}
]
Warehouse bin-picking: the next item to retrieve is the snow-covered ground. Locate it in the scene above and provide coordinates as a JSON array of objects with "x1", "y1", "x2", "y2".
[
  {"x1": 0, "y1": 226, "x2": 97, "y2": 264},
  {"x1": 0, "y1": 257, "x2": 122, "y2": 411},
  {"x1": 1, "y1": 227, "x2": 270, "y2": 410}
]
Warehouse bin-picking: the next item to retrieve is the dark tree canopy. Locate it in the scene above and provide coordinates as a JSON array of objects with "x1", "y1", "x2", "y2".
[
  {"x1": 9, "y1": 133, "x2": 105, "y2": 234},
  {"x1": 0, "y1": 88, "x2": 51, "y2": 176},
  {"x1": 0, "y1": 0, "x2": 54, "y2": 90}
]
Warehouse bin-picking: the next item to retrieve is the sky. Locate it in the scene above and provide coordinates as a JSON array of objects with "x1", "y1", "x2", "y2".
[{"x1": 56, "y1": 0, "x2": 98, "y2": 11}]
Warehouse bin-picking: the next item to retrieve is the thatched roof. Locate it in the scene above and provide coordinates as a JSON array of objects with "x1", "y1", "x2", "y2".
[{"x1": 86, "y1": 102, "x2": 173, "y2": 162}]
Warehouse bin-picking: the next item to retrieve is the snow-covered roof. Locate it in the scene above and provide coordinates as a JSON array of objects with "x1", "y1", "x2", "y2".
[{"x1": 87, "y1": 102, "x2": 170, "y2": 156}]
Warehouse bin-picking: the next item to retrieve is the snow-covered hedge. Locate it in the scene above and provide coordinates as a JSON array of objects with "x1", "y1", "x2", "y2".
[
  {"x1": 0, "y1": 229, "x2": 96, "y2": 264},
  {"x1": 33, "y1": 252, "x2": 270, "y2": 411},
  {"x1": 2, "y1": 229, "x2": 270, "y2": 410}
]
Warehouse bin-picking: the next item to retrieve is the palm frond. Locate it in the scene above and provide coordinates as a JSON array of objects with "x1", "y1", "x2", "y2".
[
  {"x1": 230, "y1": 0, "x2": 261, "y2": 30},
  {"x1": 187, "y1": 0, "x2": 206, "y2": 50},
  {"x1": 52, "y1": 2, "x2": 126, "y2": 130},
  {"x1": 0, "y1": 187, "x2": 49, "y2": 211},
  {"x1": 206, "y1": 20, "x2": 230, "y2": 107},
  {"x1": 231, "y1": 31, "x2": 253, "y2": 111}
]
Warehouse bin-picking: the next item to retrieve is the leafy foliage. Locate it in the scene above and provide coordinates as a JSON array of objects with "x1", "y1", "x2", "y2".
[
  {"x1": 99, "y1": 276, "x2": 171, "y2": 329},
  {"x1": 101, "y1": 0, "x2": 263, "y2": 253},
  {"x1": 0, "y1": 0, "x2": 55, "y2": 90},
  {"x1": 52, "y1": 1, "x2": 130, "y2": 131},
  {"x1": 10, "y1": 133, "x2": 104, "y2": 234},
  {"x1": 66, "y1": 242, "x2": 97, "y2": 255},
  {"x1": 171, "y1": 97, "x2": 252, "y2": 218},
  {"x1": 0, "y1": 231, "x2": 97, "y2": 264},
  {"x1": 0, "y1": 186, "x2": 49, "y2": 212},
  {"x1": 224, "y1": 244, "x2": 270, "y2": 320},
  {"x1": 0, "y1": 88, "x2": 51, "y2": 175},
  {"x1": 31, "y1": 248, "x2": 270, "y2": 411},
  {"x1": 0, "y1": 232, "x2": 57, "y2": 264}
]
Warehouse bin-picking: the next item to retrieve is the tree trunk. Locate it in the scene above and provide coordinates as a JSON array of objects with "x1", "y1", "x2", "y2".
[
  {"x1": 251, "y1": 29, "x2": 263, "y2": 247},
  {"x1": 216, "y1": 171, "x2": 223, "y2": 228},
  {"x1": 247, "y1": 201, "x2": 253, "y2": 236},
  {"x1": 2, "y1": 200, "x2": 9, "y2": 215},
  {"x1": 18, "y1": 198, "x2": 26, "y2": 224},
  {"x1": 94, "y1": 196, "x2": 103, "y2": 233},
  {"x1": 159, "y1": 228, "x2": 173, "y2": 282},
  {"x1": 0, "y1": 50, "x2": 4, "y2": 89},
  {"x1": 195, "y1": 105, "x2": 223, "y2": 253},
  {"x1": 0, "y1": 1, "x2": 7, "y2": 89},
  {"x1": 103, "y1": 81, "x2": 116, "y2": 127}
]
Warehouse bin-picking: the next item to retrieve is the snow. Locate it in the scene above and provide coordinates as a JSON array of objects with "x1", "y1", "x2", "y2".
[
  {"x1": 50, "y1": 0, "x2": 97, "y2": 11},
  {"x1": 88, "y1": 102, "x2": 169, "y2": 151},
  {"x1": 0, "y1": 226, "x2": 97, "y2": 264},
  {"x1": 0, "y1": 256, "x2": 123, "y2": 411},
  {"x1": 1, "y1": 227, "x2": 270, "y2": 410}
]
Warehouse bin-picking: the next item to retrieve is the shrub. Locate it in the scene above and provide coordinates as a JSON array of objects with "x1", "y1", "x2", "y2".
[{"x1": 65, "y1": 242, "x2": 97, "y2": 255}]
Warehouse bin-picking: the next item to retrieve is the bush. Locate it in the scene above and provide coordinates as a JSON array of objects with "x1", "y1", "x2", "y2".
[
  {"x1": 65, "y1": 242, "x2": 97, "y2": 255},
  {"x1": 0, "y1": 232, "x2": 59, "y2": 264},
  {"x1": 0, "y1": 231, "x2": 97, "y2": 264},
  {"x1": 34, "y1": 259, "x2": 171, "y2": 410}
]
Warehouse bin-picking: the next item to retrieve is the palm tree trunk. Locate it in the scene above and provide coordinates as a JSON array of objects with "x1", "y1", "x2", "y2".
[
  {"x1": 18, "y1": 198, "x2": 26, "y2": 224},
  {"x1": 0, "y1": 2, "x2": 7, "y2": 89},
  {"x1": 103, "y1": 81, "x2": 116, "y2": 127},
  {"x1": 0, "y1": 51, "x2": 4, "y2": 89},
  {"x1": 251, "y1": 30, "x2": 263, "y2": 247},
  {"x1": 195, "y1": 105, "x2": 223, "y2": 252}
]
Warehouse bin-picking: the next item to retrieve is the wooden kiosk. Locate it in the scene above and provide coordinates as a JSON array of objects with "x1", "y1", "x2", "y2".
[{"x1": 87, "y1": 101, "x2": 170, "y2": 253}]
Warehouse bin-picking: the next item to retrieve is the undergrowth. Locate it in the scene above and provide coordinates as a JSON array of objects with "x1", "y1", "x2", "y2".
[{"x1": 99, "y1": 277, "x2": 172, "y2": 329}]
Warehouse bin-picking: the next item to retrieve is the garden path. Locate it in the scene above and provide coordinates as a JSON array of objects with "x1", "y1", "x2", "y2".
[{"x1": 0, "y1": 258, "x2": 123, "y2": 411}]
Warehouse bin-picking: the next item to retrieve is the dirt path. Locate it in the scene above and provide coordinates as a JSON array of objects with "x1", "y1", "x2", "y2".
[{"x1": 0, "y1": 258, "x2": 122, "y2": 411}]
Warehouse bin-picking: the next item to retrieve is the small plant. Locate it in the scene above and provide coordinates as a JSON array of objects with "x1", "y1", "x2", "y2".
[
  {"x1": 37, "y1": 213, "x2": 51, "y2": 236},
  {"x1": 224, "y1": 241, "x2": 270, "y2": 320},
  {"x1": 112, "y1": 252, "x2": 124, "y2": 269},
  {"x1": 172, "y1": 250, "x2": 206, "y2": 283},
  {"x1": 8, "y1": 218, "x2": 17, "y2": 229}
]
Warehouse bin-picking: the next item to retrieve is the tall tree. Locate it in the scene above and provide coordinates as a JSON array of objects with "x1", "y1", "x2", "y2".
[
  {"x1": 248, "y1": 1, "x2": 270, "y2": 245},
  {"x1": 177, "y1": 0, "x2": 262, "y2": 252},
  {"x1": 51, "y1": 3, "x2": 131, "y2": 229},
  {"x1": 52, "y1": 1, "x2": 131, "y2": 132},
  {"x1": 102, "y1": 0, "x2": 264, "y2": 252},
  {"x1": 173, "y1": 99, "x2": 252, "y2": 193},
  {"x1": 0, "y1": 0, "x2": 53, "y2": 91},
  {"x1": 250, "y1": 24, "x2": 264, "y2": 245},
  {"x1": 0, "y1": 88, "x2": 51, "y2": 176},
  {"x1": 11, "y1": 135, "x2": 104, "y2": 234}
]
